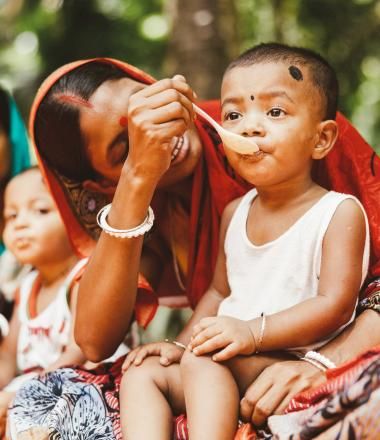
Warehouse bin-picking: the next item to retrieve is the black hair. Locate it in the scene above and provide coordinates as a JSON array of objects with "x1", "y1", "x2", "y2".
[
  {"x1": 35, "y1": 61, "x2": 130, "y2": 181},
  {"x1": 226, "y1": 42, "x2": 339, "y2": 120},
  {"x1": 0, "y1": 89, "x2": 10, "y2": 135}
]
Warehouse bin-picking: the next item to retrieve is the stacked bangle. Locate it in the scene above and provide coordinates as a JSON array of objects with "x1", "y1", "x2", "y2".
[{"x1": 96, "y1": 203, "x2": 154, "y2": 238}]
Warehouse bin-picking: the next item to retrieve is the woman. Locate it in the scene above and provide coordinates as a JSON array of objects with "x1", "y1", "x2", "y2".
[{"x1": 8, "y1": 57, "x2": 380, "y2": 439}]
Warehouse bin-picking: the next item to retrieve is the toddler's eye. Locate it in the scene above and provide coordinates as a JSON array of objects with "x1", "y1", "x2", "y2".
[
  {"x1": 224, "y1": 111, "x2": 241, "y2": 122},
  {"x1": 268, "y1": 108, "x2": 285, "y2": 118},
  {"x1": 4, "y1": 212, "x2": 16, "y2": 222},
  {"x1": 36, "y1": 208, "x2": 50, "y2": 215}
]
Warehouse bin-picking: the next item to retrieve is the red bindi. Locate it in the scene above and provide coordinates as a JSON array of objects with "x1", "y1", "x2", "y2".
[{"x1": 119, "y1": 115, "x2": 128, "y2": 127}]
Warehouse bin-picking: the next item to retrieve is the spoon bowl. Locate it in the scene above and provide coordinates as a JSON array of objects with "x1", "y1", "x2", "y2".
[{"x1": 193, "y1": 104, "x2": 260, "y2": 154}]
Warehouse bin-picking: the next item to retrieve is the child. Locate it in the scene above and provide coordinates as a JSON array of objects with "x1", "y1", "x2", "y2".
[
  {"x1": 120, "y1": 43, "x2": 369, "y2": 439},
  {"x1": 0, "y1": 167, "x2": 87, "y2": 434}
]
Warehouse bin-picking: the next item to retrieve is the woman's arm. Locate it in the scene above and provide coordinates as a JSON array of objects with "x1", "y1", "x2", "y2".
[
  {"x1": 75, "y1": 78, "x2": 196, "y2": 362},
  {"x1": 240, "y1": 307, "x2": 380, "y2": 426}
]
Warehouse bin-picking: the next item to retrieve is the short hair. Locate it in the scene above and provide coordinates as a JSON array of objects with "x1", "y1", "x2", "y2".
[{"x1": 226, "y1": 42, "x2": 339, "y2": 120}]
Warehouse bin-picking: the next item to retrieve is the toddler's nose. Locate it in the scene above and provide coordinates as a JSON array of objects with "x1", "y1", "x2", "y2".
[{"x1": 241, "y1": 116, "x2": 265, "y2": 138}]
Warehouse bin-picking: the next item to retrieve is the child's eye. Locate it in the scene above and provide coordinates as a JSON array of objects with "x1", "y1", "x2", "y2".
[
  {"x1": 267, "y1": 108, "x2": 285, "y2": 118},
  {"x1": 4, "y1": 212, "x2": 17, "y2": 222},
  {"x1": 224, "y1": 111, "x2": 242, "y2": 122},
  {"x1": 36, "y1": 208, "x2": 50, "y2": 215}
]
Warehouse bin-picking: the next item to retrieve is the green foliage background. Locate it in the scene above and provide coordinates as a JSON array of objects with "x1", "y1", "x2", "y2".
[{"x1": 0, "y1": 0, "x2": 379, "y2": 151}]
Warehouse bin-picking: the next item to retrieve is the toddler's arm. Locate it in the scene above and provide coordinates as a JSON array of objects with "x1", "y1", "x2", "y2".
[
  {"x1": 123, "y1": 198, "x2": 241, "y2": 370},
  {"x1": 191, "y1": 199, "x2": 367, "y2": 359},
  {"x1": 44, "y1": 283, "x2": 86, "y2": 372}
]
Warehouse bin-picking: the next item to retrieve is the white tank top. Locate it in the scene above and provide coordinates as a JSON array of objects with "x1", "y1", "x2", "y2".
[
  {"x1": 218, "y1": 189, "x2": 370, "y2": 351},
  {"x1": 16, "y1": 259, "x2": 88, "y2": 373}
]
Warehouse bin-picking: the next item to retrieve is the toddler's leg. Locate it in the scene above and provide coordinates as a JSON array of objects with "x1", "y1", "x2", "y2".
[
  {"x1": 120, "y1": 356, "x2": 185, "y2": 440},
  {"x1": 181, "y1": 350, "x2": 239, "y2": 440}
]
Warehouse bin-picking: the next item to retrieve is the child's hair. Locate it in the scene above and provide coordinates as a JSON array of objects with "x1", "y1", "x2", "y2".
[{"x1": 226, "y1": 42, "x2": 338, "y2": 121}]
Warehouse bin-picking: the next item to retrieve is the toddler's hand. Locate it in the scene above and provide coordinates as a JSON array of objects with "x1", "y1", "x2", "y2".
[
  {"x1": 189, "y1": 316, "x2": 256, "y2": 361},
  {"x1": 121, "y1": 341, "x2": 185, "y2": 373}
]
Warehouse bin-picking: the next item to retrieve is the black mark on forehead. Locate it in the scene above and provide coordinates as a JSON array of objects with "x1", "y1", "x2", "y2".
[{"x1": 289, "y1": 65, "x2": 303, "y2": 81}]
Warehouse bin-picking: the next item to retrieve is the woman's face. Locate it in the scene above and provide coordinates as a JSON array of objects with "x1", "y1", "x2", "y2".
[{"x1": 80, "y1": 76, "x2": 202, "y2": 188}]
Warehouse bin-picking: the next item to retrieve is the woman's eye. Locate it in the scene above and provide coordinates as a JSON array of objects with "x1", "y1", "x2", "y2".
[
  {"x1": 224, "y1": 111, "x2": 241, "y2": 121},
  {"x1": 110, "y1": 139, "x2": 128, "y2": 165},
  {"x1": 268, "y1": 108, "x2": 285, "y2": 118}
]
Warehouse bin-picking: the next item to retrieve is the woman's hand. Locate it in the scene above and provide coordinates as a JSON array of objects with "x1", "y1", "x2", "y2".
[
  {"x1": 239, "y1": 360, "x2": 326, "y2": 426},
  {"x1": 122, "y1": 341, "x2": 185, "y2": 373},
  {"x1": 124, "y1": 75, "x2": 196, "y2": 184},
  {"x1": 189, "y1": 316, "x2": 256, "y2": 361}
]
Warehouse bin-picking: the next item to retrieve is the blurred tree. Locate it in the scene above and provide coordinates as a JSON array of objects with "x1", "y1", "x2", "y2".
[
  {"x1": 0, "y1": 0, "x2": 379, "y2": 150},
  {"x1": 164, "y1": 0, "x2": 238, "y2": 99}
]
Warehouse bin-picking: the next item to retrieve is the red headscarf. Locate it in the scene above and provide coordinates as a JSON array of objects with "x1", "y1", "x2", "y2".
[{"x1": 29, "y1": 58, "x2": 380, "y2": 326}]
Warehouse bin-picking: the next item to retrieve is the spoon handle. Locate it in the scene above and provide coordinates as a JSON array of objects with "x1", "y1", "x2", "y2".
[{"x1": 193, "y1": 104, "x2": 222, "y2": 133}]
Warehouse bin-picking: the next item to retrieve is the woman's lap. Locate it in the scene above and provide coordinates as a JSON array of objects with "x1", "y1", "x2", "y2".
[{"x1": 7, "y1": 349, "x2": 380, "y2": 439}]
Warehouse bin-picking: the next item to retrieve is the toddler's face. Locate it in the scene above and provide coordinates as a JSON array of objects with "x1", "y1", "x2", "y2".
[
  {"x1": 3, "y1": 169, "x2": 73, "y2": 267},
  {"x1": 220, "y1": 61, "x2": 324, "y2": 187}
]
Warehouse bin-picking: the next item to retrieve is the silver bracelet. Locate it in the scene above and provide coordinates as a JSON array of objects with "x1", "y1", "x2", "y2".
[
  {"x1": 96, "y1": 203, "x2": 154, "y2": 238},
  {"x1": 304, "y1": 350, "x2": 336, "y2": 370},
  {"x1": 165, "y1": 339, "x2": 187, "y2": 350},
  {"x1": 300, "y1": 356, "x2": 327, "y2": 372},
  {"x1": 256, "y1": 313, "x2": 266, "y2": 353}
]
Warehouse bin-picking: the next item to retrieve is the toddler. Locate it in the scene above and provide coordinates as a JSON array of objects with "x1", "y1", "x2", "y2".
[{"x1": 120, "y1": 43, "x2": 369, "y2": 439}]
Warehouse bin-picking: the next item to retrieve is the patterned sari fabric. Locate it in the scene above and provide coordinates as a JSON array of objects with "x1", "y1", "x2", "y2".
[{"x1": 7, "y1": 58, "x2": 380, "y2": 439}]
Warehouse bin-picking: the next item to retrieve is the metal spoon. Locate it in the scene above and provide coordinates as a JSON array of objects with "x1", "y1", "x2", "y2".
[{"x1": 193, "y1": 104, "x2": 260, "y2": 154}]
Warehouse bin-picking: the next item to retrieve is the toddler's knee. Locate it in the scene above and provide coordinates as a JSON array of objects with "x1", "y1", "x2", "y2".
[
  {"x1": 121, "y1": 357, "x2": 169, "y2": 391},
  {"x1": 180, "y1": 349, "x2": 203, "y2": 375}
]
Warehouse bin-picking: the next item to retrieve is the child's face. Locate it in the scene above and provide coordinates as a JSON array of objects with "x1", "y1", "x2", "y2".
[
  {"x1": 3, "y1": 169, "x2": 74, "y2": 267},
  {"x1": 221, "y1": 62, "x2": 325, "y2": 187}
]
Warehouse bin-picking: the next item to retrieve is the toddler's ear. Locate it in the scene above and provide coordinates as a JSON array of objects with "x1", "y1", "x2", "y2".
[{"x1": 312, "y1": 120, "x2": 339, "y2": 160}]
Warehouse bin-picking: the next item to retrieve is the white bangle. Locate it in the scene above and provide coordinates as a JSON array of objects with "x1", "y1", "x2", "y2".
[
  {"x1": 304, "y1": 350, "x2": 336, "y2": 370},
  {"x1": 96, "y1": 203, "x2": 154, "y2": 238},
  {"x1": 300, "y1": 357, "x2": 327, "y2": 372}
]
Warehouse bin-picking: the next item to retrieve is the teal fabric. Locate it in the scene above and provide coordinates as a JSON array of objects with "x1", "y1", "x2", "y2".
[
  {"x1": 0, "y1": 95, "x2": 31, "y2": 254},
  {"x1": 8, "y1": 96, "x2": 31, "y2": 177}
]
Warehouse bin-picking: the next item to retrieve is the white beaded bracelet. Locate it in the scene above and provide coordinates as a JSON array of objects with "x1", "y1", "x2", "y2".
[
  {"x1": 304, "y1": 350, "x2": 336, "y2": 370},
  {"x1": 96, "y1": 203, "x2": 154, "y2": 238}
]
